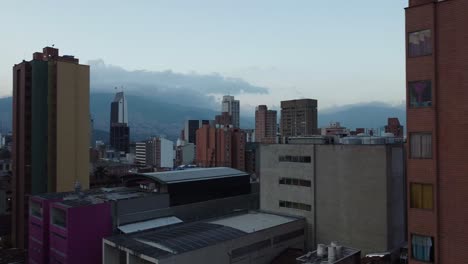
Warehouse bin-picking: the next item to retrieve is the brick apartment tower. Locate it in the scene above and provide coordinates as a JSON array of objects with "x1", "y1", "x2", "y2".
[
  {"x1": 255, "y1": 105, "x2": 277, "y2": 144},
  {"x1": 406, "y1": 1, "x2": 468, "y2": 263},
  {"x1": 280, "y1": 99, "x2": 317, "y2": 137},
  {"x1": 196, "y1": 125, "x2": 245, "y2": 170},
  {"x1": 12, "y1": 47, "x2": 90, "y2": 248}
]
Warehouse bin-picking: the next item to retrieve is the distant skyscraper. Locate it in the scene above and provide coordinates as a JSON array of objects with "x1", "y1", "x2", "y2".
[
  {"x1": 215, "y1": 112, "x2": 232, "y2": 127},
  {"x1": 222, "y1": 95, "x2": 240, "y2": 128},
  {"x1": 280, "y1": 99, "x2": 317, "y2": 137},
  {"x1": 12, "y1": 47, "x2": 90, "y2": 249},
  {"x1": 184, "y1": 120, "x2": 212, "y2": 144},
  {"x1": 135, "y1": 137, "x2": 174, "y2": 168},
  {"x1": 255, "y1": 105, "x2": 277, "y2": 144},
  {"x1": 196, "y1": 125, "x2": 245, "y2": 170},
  {"x1": 384, "y1": 118, "x2": 403, "y2": 137},
  {"x1": 109, "y1": 91, "x2": 130, "y2": 153}
]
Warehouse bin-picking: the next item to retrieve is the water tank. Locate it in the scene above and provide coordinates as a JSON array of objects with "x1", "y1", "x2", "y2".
[
  {"x1": 370, "y1": 137, "x2": 386, "y2": 144},
  {"x1": 328, "y1": 246, "x2": 336, "y2": 262},
  {"x1": 317, "y1": 244, "x2": 327, "y2": 257},
  {"x1": 335, "y1": 245, "x2": 343, "y2": 259}
]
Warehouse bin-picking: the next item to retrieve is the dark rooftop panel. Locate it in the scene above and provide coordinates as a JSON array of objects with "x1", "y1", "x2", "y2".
[{"x1": 136, "y1": 167, "x2": 248, "y2": 184}]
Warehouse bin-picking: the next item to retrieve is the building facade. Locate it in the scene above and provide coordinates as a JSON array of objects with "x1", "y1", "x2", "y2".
[
  {"x1": 405, "y1": 1, "x2": 468, "y2": 263},
  {"x1": 135, "y1": 137, "x2": 174, "y2": 168},
  {"x1": 255, "y1": 105, "x2": 277, "y2": 144},
  {"x1": 259, "y1": 144, "x2": 406, "y2": 255},
  {"x1": 196, "y1": 125, "x2": 245, "y2": 171},
  {"x1": 222, "y1": 95, "x2": 240, "y2": 128},
  {"x1": 12, "y1": 47, "x2": 90, "y2": 248},
  {"x1": 215, "y1": 112, "x2": 233, "y2": 127},
  {"x1": 280, "y1": 99, "x2": 318, "y2": 137},
  {"x1": 184, "y1": 120, "x2": 212, "y2": 144},
  {"x1": 109, "y1": 91, "x2": 130, "y2": 153},
  {"x1": 385, "y1": 118, "x2": 404, "y2": 137}
]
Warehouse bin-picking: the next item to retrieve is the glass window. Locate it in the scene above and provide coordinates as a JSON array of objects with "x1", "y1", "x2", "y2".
[
  {"x1": 52, "y1": 207, "x2": 66, "y2": 228},
  {"x1": 411, "y1": 183, "x2": 433, "y2": 209},
  {"x1": 30, "y1": 201, "x2": 43, "y2": 219},
  {"x1": 408, "y1": 29, "x2": 432, "y2": 57},
  {"x1": 409, "y1": 81, "x2": 432, "y2": 107},
  {"x1": 411, "y1": 234, "x2": 434, "y2": 262},
  {"x1": 410, "y1": 133, "x2": 432, "y2": 159}
]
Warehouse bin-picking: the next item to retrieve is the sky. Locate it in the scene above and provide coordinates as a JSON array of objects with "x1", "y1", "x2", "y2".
[{"x1": 0, "y1": 1, "x2": 407, "y2": 111}]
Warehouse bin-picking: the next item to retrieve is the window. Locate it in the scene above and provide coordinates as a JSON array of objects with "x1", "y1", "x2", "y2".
[
  {"x1": 411, "y1": 234, "x2": 434, "y2": 262},
  {"x1": 409, "y1": 81, "x2": 432, "y2": 107},
  {"x1": 408, "y1": 29, "x2": 432, "y2": 57},
  {"x1": 278, "y1": 155, "x2": 311, "y2": 163},
  {"x1": 51, "y1": 208, "x2": 66, "y2": 228},
  {"x1": 279, "y1": 177, "x2": 311, "y2": 188},
  {"x1": 410, "y1": 133, "x2": 432, "y2": 159},
  {"x1": 279, "y1": 200, "x2": 311, "y2": 211},
  {"x1": 410, "y1": 183, "x2": 433, "y2": 209},
  {"x1": 30, "y1": 201, "x2": 42, "y2": 219}
]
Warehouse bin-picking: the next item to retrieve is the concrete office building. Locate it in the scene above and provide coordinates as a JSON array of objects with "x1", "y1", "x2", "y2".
[
  {"x1": 222, "y1": 95, "x2": 240, "y2": 128},
  {"x1": 259, "y1": 143, "x2": 406, "y2": 255},
  {"x1": 255, "y1": 105, "x2": 277, "y2": 144},
  {"x1": 103, "y1": 211, "x2": 305, "y2": 264},
  {"x1": 184, "y1": 120, "x2": 213, "y2": 144},
  {"x1": 196, "y1": 125, "x2": 246, "y2": 170},
  {"x1": 12, "y1": 47, "x2": 90, "y2": 248},
  {"x1": 405, "y1": 1, "x2": 468, "y2": 263},
  {"x1": 110, "y1": 91, "x2": 130, "y2": 153},
  {"x1": 280, "y1": 99, "x2": 318, "y2": 137},
  {"x1": 135, "y1": 137, "x2": 174, "y2": 169}
]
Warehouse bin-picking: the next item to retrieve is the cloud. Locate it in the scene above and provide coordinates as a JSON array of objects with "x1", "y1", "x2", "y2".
[{"x1": 89, "y1": 59, "x2": 269, "y2": 109}]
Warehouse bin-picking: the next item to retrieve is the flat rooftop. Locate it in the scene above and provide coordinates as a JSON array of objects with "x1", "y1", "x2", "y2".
[
  {"x1": 35, "y1": 187, "x2": 157, "y2": 208},
  {"x1": 105, "y1": 211, "x2": 301, "y2": 260},
  {"x1": 136, "y1": 167, "x2": 248, "y2": 184}
]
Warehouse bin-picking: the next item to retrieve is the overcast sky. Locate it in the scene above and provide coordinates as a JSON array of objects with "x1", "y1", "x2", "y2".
[{"x1": 0, "y1": 1, "x2": 407, "y2": 110}]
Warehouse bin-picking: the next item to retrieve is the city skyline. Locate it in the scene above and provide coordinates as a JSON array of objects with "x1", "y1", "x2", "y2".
[{"x1": 0, "y1": 1, "x2": 406, "y2": 111}]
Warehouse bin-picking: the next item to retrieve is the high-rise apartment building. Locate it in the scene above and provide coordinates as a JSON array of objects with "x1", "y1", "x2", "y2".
[
  {"x1": 385, "y1": 118, "x2": 404, "y2": 137},
  {"x1": 12, "y1": 47, "x2": 90, "y2": 248},
  {"x1": 215, "y1": 112, "x2": 232, "y2": 127},
  {"x1": 255, "y1": 105, "x2": 277, "y2": 144},
  {"x1": 406, "y1": 1, "x2": 468, "y2": 263},
  {"x1": 110, "y1": 91, "x2": 130, "y2": 153},
  {"x1": 135, "y1": 137, "x2": 174, "y2": 168},
  {"x1": 280, "y1": 99, "x2": 318, "y2": 137},
  {"x1": 184, "y1": 120, "x2": 212, "y2": 144},
  {"x1": 222, "y1": 95, "x2": 240, "y2": 128},
  {"x1": 196, "y1": 125, "x2": 245, "y2": 170}
]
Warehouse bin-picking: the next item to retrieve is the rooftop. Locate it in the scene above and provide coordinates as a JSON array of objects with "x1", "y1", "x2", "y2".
[
  {"x1": 105, "y1": 211, "x2": 302, "y2": 260},
  {"x1": 136, "y1": 167, "x2": 248, "y2": 184},
  {"x1": 35, "y1": 187, "x2": 157, "y2": 208},
  {"x1": 296, "y1": 244, "x2": 360, "y2": 264}
]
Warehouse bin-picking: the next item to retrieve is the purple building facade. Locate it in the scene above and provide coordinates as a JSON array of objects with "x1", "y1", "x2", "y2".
[{"x1": 48, "y1": 202, "x2": 112, "y2": 264}]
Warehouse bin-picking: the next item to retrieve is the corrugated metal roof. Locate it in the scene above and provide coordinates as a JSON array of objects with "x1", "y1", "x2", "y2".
[
  {"x1": 136, "y1": 167, "x2": 248, "y2": 184},
  {"x1": 118, "y1": 216, "x2": 183, "y2": 234}
]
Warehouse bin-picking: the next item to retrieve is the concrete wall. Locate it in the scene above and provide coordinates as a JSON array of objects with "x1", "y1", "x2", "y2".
[
  {"x1": 259, "y1": 144, "x2": 406, "y2": 254},
  {"x1": 118, "y1": 193, "x2": 259, "y2": 225},
  {"x1": 315, "y1": 145, "x2": 389, "y2": 254},
  {"x1": 55, "y1": 61, "x2": 90, "y2": 191},
  {"x1": 259, "y1": 144, "x2": 315, "y2": 248}
]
